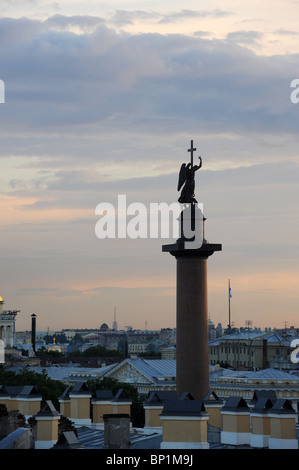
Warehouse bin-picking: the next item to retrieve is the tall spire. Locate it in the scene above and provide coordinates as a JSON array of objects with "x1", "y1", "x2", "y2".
[
  {"x1": 112, "y1": 306, "x2": 118, "y2": 331},
  {"x1": 0, "y1": 295, "x2": 4, "y2": 313}
]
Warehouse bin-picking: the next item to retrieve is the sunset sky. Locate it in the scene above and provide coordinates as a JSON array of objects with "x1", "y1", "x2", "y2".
[{"x1": 0, "y1": 1, "x2": 299, "y2": 332}]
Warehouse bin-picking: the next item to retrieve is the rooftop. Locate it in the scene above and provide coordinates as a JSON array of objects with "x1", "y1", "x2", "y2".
[{"x1": 212, "y1": 367, "x2": 299, "y2": 384}]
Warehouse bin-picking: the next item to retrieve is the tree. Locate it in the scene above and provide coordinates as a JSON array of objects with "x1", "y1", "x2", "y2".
[
  {"x1": 86, "y1": 377, "x2": 145, "y2": 428},
  {"x1": 69, "y1": 345, "x2": 121, "y2": 357},
  {"x1": 43, "y1": 333, "x2": 69, "y2": 344},
  {"x1": 0, "y1": 368, "x2": 65, "y2": 410},
  {"x1": 36, "y1": 347, "x2": 64, "y2": 357}
]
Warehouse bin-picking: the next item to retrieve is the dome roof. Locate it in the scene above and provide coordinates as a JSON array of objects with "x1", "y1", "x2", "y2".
[{"x1": 100, "y1": 322, "x2": 109, "y2": 331}]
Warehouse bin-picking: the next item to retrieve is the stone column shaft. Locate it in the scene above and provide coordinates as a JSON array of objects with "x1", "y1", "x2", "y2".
[
  {"x1": 163, "y1": 234, "x2": 221, "y2": 401},
  {"x1": 176, "y1": 256, "x2": 208, "y2": 400}
]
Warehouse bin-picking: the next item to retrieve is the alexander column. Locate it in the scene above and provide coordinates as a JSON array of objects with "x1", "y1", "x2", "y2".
[{"x1": 163, "y1": 141, "x2": 221, "y2": 400}]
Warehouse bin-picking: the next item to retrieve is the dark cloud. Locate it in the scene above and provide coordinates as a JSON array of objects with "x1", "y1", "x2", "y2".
[
  {"x1": 45, "y1": 14, "x2": 106, "y2": 31},
  {"x1": 274, "y1": 29, "x2": 298, "y2": 36},
  {"x1": 0, "y1": 15, "x2": 298, "y2": 154},
  {"x1": 225, "y1": 30, "x2": 264, "y2": 46}
]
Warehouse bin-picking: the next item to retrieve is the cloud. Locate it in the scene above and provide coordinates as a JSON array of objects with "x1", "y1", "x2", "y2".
[
  {"x1": 274, "y1": 29, "x2": 299, "y2": 36},
  {"x1": 15, "y1": 287, "x2": 82, "y2": 297},
  {"x1": 0, "y1": 15, "x2": 297, "y2": 151},
  {"x1": 45, "y1": 14, "x2": 106, "y2": 32},
  {"x1": 158, "y1": 9, "x2": 233, "y2": 24},
  {"x1": 109, "y1": 10, "x2": 160, "y2": 27},
  {"x1": 108, "y1": 9, "x2": 233, "y2": 27},
  {"x1": 225, "y1": 30, "x2": 264, "y2": 46},
  {"x1": 1, "y1": 14, "x2": 299, "y2": 330}
]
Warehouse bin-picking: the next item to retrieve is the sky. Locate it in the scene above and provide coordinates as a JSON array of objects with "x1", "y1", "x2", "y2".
[{"x1": 0, "y1": 1, "x2": 299, "y2": 333}]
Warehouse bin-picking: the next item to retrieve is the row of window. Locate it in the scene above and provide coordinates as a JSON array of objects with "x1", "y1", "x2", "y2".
[
  {"x1": 210, "y1": 347, "x2": 282, "y2": 355},
  {"x1": 210, "y1": 359, "x2": 255, "y2": 366}
]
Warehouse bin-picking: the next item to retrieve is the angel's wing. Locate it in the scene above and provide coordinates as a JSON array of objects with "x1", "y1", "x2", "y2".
[{"x1": 177, "y1": 163, "x2": 186, "y2": 191}]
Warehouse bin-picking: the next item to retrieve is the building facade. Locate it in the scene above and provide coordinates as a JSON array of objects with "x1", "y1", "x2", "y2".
[
  {"x1": 0, "y1": 296, "x2": 19, "y2": 349},
  {"x1": 209, "y1": 330, "x2": 292, "y2": 370}
]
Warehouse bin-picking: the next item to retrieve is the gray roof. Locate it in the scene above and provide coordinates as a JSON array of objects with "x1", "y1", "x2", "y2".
[
  {"x1": 94, "y1": 390, "x2": 114, "y2": 400},
  {"x1": 251, "y1": 390, "x2": 277, "y2": 403},
  {"x1": 246, "y1": 368, "x2": 297, "y2": 381},
  {"x1": 219, "y1": 331, "x2": 266, "y2": 341},
  {"x1": 144, "y1": 391, "x2": 178, "y2": 406},
  {"x1": 204, "y1": 390, "x2": 223, "y2": 403},
  {"x1": 92, "y1": 389, "x2": 131, "y2": 402},
  {"x1": 59, "y1": 385, "x2": 71, "y2": 400},
  {"x1": 113, "y1": 388, "x2": 131, "y2": 402},
  {"x1": 6, "y1": 364, "x2": 116, "y2": 383},
  {"x1": 7, "y1": 363, "x2": 298, "y2": 394},
  {"x1": 0, "y1": 428, "x2": 31, "y2": 449},
  {"x1": 222, "y1": 397, "x2": 249, "y2": 411},
  {"x1": 210, "y1": 330, "x2": 291, "y2": 346},
  {"x1": 36, "y1": 400, "x2": 60, "y2": 417},
  {"x1": 0, "y1": 385, "x2": 10, "y2": 397},
  {"x1": 3, "y1": 385, "x2": 41, "y2": 398},
  {"x1": 75, "y1": 426, "x2": 162, "y2": 449},
  {"x1": 161, "y1": 399, "x2": 207, "y2": 417},
  {"x1": 60, "y1": 382, "x2": 91, "y2": 400},
  {"x1": 70, "y1": 381, "x2": 91, "y2": 395},
  {"x1": 264, "y1": 332, "x2": 290, "y2": 346},
  {"x1": 53, "y1": 431, "x2": 84, "y2": 449},
  {"x1": 271, "y1": 398, "x2": 296, "y2": 414},
  {"x1": 251, "y1": 397, "x2": 274, "y2": 413},
  {"x1": 103, "y1": 358, "x2": 176, "y2": 385},
  {"x1": 212, "y1": 367, "x2": 298, "y2": 382}
]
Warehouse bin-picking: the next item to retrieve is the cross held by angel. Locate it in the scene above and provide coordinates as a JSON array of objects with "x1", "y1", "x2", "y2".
[{"x1": 177, "y1": 140, "x2": 202, "y2": 204}]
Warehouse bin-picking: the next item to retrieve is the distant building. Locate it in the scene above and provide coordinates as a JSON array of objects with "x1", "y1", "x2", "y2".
[
  {"x1": 209, "y1": 329, "x2": 292, "y2": 370},
  {"x1": 101, "y1": 357, "x2": 176, "y2": 394},
  {"x1": 216, "y1": 323, "x2": 223, "y2": 338},
  {"x1": 210, "y1": 367, "x2": 299, "y2": 419},
  {"x1": 61, "y1": 330, "x2": 77, "y2": 342},
  {"x1": 99, "y1": 323, "x2": 109, "y2": 332},
  {"x1": 161, "y1": 346, "x2": 176, "y2": 360},
  {"x1": 128, "y1": 341, "x2": 148, "y2": 355},
  {"x1": 0, "y1": 295, "x2": 19, "y2": 350}
]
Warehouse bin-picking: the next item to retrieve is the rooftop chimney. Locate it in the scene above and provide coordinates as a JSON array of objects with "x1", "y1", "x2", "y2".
[{"x1": 31, "y1": 314, "x2": 36, "y2": 353}]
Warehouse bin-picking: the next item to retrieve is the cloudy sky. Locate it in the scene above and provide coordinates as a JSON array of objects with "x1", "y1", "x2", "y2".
[{"x1": 0, "y1": 0, "x2": 299, "y2": 333}]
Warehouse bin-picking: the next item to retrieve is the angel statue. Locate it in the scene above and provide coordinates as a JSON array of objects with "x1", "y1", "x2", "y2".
[{"x1": 177, "y1": 141, "x2": 202, "y2": 204}]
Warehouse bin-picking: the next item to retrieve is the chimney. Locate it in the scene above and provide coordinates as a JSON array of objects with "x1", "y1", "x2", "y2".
[
  {"x1": 103, "y1": 414, "x2": 130, "y2": 449},
  {"x1": 221, "y1": 397, "x2": 251, "y2": 446},
  {"x1": 31, "y1": 314, "x2": 36, "y2": 353},
  {"x1": 34, "y1": 401, "x2": 61, "y2": 449},
  {"x1": 268, "y1": 399, "x2": 298, "y2": 449}
]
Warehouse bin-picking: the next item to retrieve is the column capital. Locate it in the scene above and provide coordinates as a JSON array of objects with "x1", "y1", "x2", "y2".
[{"x1": 162, "y1": 241, "x2": 222, "y2": 258}]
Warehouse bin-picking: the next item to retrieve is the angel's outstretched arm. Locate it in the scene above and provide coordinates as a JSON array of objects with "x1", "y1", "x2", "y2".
[{"x1": 193, "y1": 156, "x2": 202, "y2": 171}]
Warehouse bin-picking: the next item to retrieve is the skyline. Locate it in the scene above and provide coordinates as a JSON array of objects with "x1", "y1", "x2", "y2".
[
  {"x1": 0, "y1": 1, "x2": 299, "y2": 332},
  {"x1": 13, "y1": 315, "x2": 297, "y2": 335}
]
